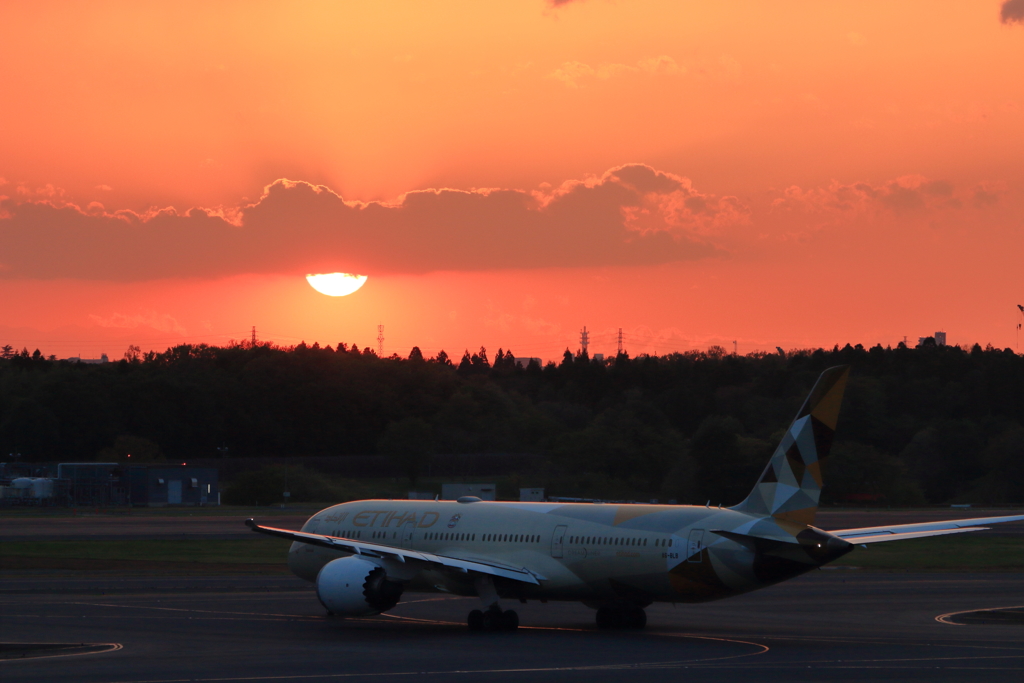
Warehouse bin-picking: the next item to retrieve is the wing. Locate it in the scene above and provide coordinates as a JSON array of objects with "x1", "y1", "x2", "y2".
[
  {"x1": 245, "y1": 519, "x2": 546, "y2": 584},
  {"x1": 830, "y1": 514, "x2": 1024, "y2": 545}
]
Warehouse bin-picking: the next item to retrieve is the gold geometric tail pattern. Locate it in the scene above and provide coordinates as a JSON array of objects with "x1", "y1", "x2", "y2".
[{"x1": 733, "y1": 365, "x2": 850, "y2": 527}]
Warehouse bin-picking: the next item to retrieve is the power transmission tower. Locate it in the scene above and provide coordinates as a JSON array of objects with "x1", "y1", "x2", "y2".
[
  {"x1": 251, "y1": 326, "x2": 257, "y2": 347},
  {"x1": 377, "y1": 324, "x2": 384, "y2": 356},
  {"x1": 617, "y1": 328, "x2": 623, "y2": 355},
  {"x1": 580, "y1": 326, "x2": 589, "y2": 355}
]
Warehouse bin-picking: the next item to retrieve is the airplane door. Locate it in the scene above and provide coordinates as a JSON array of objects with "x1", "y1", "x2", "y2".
[
  {"x1": 551, "y1": 525, "x2": 568, "y2": 558},
  {"x1": 687, "y1": 529, "x2": 704, "y2": 563},
  {"x1": 401, "y1": 522, "x2": 415, "y2": 549}
]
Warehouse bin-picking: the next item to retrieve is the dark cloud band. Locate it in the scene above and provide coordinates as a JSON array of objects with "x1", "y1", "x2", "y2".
[{"x1": 0, "y1": 165, "x2": 729, "y2": 281}]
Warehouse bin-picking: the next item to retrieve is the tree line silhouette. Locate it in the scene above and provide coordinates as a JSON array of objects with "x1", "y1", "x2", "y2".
[{"x1": 1, "y1": 340, "x2": 1022, "y2": 505}]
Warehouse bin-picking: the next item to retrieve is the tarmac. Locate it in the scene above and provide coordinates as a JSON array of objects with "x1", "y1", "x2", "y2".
[
  {"x1": 3, "y1": 508, "x2": 1023, "y2": 681},
  {"x1": 2, "y1": 572, "x2": 1024, "y2": 683}
]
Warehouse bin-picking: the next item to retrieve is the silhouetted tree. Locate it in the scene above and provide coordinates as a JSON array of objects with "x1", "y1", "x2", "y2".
[{"x1": 377, "y1": 417, "x2": 435, "y2": 487}]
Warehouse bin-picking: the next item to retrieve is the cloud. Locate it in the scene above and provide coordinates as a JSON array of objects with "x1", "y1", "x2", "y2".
[
  {"x1": 971, "y1": 182, "x2": 1004, "y2": 208},
  {"x1": 0, "y1": 165, "x2": 739, "y2": 281},
  {"x1": 1002, "y1": 0, "x2": 1024, "y2": 24},
  {"x1": 769, "y1": 175, "x2": 966, "y2": 224},
  {"x1": 88, "y1": 311, "x2": 187, "y2": 334},
  {"x1": 638, "y1": 55, "x2": 682, "y2": 75},
  {"x1": 548, "y1": 56, "x2": 684, "y2": 87}
]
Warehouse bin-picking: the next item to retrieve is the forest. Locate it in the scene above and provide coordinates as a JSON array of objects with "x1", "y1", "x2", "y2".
[{"x1": 1, "y1": 340, "x2": 1022, "y2": 506}]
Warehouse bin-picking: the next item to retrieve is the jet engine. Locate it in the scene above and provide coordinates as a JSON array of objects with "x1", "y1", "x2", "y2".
[{"x1": 315, "y1": 557, "x2": 404, "y2": 616}]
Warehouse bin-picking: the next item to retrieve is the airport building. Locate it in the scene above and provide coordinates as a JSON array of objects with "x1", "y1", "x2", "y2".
[
  {"x1": 126, "y1": 465, "x2": 219, "y2": 507},
  {"x1": 0, "y1": 462, "x2": 219, "y2": 507}
]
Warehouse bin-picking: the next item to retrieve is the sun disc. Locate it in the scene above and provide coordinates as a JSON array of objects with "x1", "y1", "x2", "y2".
[{"x1": 306, "y1": 272, "x2": 368, "y2": 296}]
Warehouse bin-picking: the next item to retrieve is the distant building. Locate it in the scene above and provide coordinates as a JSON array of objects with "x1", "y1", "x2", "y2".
[
  {"x1": 519, "y1": 488, "x2": 545, "y2": 502},
  {"x1": 441, "y1": 483, "x2": 496, "y2": 501},
  {"x1": 514, "y1": 357, "x2": 543, "y2": 369},
  {"x1": 127, "y1": 466, "x2": 219, "y2": 507},
  {"x1": 0, "y1": 462, "x2": 219, "y2": 507},
  {"x1": 67, "y1": 353, "x2": 109, "y2": 364},
  {"x1": 593, "y1": 353, "x2": 604, "y2": 362},
  {"x1": 917, "y1": 331, "x2": 947, "y2": 347}
]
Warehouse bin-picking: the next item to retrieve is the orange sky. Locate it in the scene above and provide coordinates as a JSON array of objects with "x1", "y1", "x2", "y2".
[{"x1": 2, "y1": 1, "x2": 1023, "y2": 360}]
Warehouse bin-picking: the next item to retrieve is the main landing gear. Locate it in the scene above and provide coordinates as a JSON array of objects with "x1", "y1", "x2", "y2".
[
  {"x1": 467, "y1": 606, "x2": 519, "y2": 632},
  {"x1": 595, "y1": 604, "x2": 647, "y2": 630}
]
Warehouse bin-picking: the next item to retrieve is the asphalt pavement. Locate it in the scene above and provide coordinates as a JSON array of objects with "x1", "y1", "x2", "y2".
[{"x1": 2, "y1": 572, "x2": 1023, "y2": 683}]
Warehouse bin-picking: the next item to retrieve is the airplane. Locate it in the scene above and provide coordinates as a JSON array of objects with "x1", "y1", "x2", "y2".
[{"x1": 247, "y1": 365, "x2": 1024, "y2": 631}]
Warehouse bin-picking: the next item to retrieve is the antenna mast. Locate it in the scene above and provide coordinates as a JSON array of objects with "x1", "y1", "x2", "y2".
[
  {"x1": 377, "y1": 324, "x2": 384, "y2": 357},
  {"x1": 580, "y1": 326, "x2": 589, "y2": 355}
]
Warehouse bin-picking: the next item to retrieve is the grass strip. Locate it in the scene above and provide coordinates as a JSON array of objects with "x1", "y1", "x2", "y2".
[
  {"x1": 831, "y1": 536, "x2": 1024, "y2": 571},
  {"x1": 1, "y1": 538, "x2": 291, "y2": 565}
]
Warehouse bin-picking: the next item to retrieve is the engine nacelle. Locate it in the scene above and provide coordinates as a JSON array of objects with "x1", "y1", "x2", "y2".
[{"x1": 315, "y1": 557, "x2": 404, "y2": 616}]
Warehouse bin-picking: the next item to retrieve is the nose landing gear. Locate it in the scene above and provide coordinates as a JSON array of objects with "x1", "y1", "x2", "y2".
[
  {"x1": 595, "y1": 604, "x2": 647, "y2": 630},
  {"x1": 468, "y1": 606, "x2": 519, "y2": 631}
]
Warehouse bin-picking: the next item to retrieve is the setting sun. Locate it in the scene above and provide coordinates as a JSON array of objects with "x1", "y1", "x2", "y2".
[{"x1": 306, "y1": 273, "x2": 368, "y2": 297}]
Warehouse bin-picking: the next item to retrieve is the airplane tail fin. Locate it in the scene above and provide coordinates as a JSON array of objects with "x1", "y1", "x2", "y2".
[{"x1": 732, "y1": 365, "x2": 850, "y2": 527}]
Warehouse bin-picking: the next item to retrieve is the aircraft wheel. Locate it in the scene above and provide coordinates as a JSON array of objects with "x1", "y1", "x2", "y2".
[
  {"x1": 595, "y1": 606, "x2": 615, "y2": 629},
  {"x1": 467, "y1": 609, "x2": 484, "y2": 631},
  {"x1": 626, "y1": 606, "x2": 647, "y2": 630},
  {"x1": 502, "y1": 609, "x2": 519, "y2": 631}
]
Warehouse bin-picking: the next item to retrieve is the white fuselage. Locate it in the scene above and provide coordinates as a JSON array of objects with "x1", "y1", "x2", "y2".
[{"x1": 286, "y1": 499, "x2": 834, "y2": 604}]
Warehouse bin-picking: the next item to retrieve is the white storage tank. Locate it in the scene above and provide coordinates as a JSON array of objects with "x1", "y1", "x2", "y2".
[
  {"x1": 9, "y1": 477, "x2": 55, "y2": 498},
  {"x1": 30, "y1": 478, "x2": 54, "y2": 498}
]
